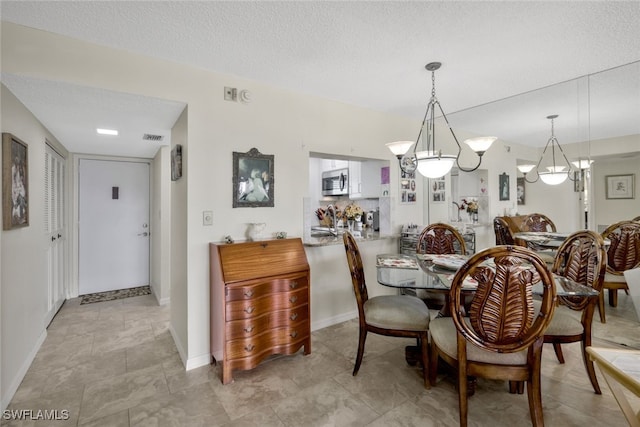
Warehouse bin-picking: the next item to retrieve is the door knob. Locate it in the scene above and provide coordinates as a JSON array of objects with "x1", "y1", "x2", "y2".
[{"x1": 137, "y1": 232, "x2": 149, "y2": 237}]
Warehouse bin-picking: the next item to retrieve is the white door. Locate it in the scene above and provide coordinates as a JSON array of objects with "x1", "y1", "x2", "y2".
[
  {"x1": 45, "y1": 145, "x2": 66, "y2": 325},
  {"x1": 79, "y1": 159, "x2": 150, "y2": 294}
]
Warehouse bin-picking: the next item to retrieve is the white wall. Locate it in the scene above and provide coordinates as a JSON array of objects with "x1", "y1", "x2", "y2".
[
  {"x1": 151, "y1": 145, "x2": 172, "y2": 305},
  {"x1": 0, "y1": 84, "x2": 69, "y2": 410}
]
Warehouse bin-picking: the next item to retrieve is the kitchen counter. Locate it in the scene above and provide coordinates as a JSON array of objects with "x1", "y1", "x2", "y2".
[{"x1": 303, "y1": 230, "x2": 397, "y2": 247}]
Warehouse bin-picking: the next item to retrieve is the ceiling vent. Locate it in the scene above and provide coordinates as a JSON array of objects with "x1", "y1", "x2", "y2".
[{"x1": 143, "y1": 134, "x2": 164, "y2": 142}]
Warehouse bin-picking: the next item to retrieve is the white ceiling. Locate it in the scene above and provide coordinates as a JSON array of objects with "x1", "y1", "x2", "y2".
[{"x1": 1, "y1": 1, "x2": 639, "y2": 158}]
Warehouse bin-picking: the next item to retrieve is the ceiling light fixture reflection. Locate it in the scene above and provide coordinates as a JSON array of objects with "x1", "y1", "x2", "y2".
[
  {"x1": 520, "y1": 115, "x2": 580, "y2": 186},
  {"x1": 386, "y1": 62, "x2": 496, "y2": 179}
]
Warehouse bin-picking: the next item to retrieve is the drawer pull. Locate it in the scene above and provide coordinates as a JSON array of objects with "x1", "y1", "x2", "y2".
[
  {"x1": 290, "y1": 330, "x2": 298, "y2": 338},
  {"x1": 244, "y1": 290, "x2": 254, "y2": 298},
  {"x1": 289, "y1": 296, "x2": 298, "y2": 303},
  {"x1": 290, "y1": 281, "x2": 298, "y2": 289},
  {"x1": 245, "y1": 344, "x2": 255, "y2": 352},
  {"x1": 244, "y1": 306, "x2": 255, "y2": 314},
  {"x1": 244, "y1": 326, "x2": 254, "y2": 333},
  {"x1": 290, "y1": 313, "x2": 298, "y2": 321}
]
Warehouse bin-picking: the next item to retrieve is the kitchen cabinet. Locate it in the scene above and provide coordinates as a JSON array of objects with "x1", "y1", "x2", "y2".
[
  {"x1": 349, "y1": 160, "x2": 383, "y2": 198},
  {"x1": 209, "y1": 238, "x2": 311, "y2": 384}
]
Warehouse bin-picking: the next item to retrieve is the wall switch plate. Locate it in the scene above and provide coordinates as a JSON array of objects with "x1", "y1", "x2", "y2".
[
  {"x1": 224, "y1": 87, "x2": 237, "y2": 101},
  {"x1": 203, "y1": 210, "x2": 213, "y2": 226}
]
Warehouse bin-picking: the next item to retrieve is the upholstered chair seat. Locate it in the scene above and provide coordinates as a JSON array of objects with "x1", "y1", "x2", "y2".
[{"x1": 364, "y1": 295, "x2": 430, "y2": 330}]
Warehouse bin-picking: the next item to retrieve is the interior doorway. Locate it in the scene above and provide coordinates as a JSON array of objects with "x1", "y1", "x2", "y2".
[{"x1": 78, "y1": 159, "x2": 150, "y2": 295}]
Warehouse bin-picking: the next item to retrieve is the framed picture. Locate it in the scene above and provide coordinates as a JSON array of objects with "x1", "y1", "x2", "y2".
[
  {"x1": 606, "y1": 174, "x2": 634, "y2": 199},
  {"x1": 233, "y1": 147, "x2": 274, "y2": 208},
  {"x1": 2, "y1": 133, "x2": 29, "y2": 230},
  {"x1": 171, "y1": 144, "x2": 182, "y2": 181},
  {"x1": 399, "y1": 169, "x2": 416, "y2": 204},
  {"x1": 517, "y1": 177, "x2": 525, "y2": 205},
  {"x1": 573, "y1": 170, "x2": 585, "y2": 192},
  {"x1": 431, "y1": 177, "x2": 445, "y2": 203},
  {"x1": 499, "y1": 172, "x2": 510, "y2": 201}
]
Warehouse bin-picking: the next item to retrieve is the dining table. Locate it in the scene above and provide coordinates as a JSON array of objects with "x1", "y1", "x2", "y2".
[
  {"x1": 376, "y1": 252, "x2": 600, "y2": 394},
  {"x1": 513, "y1": 231, "x2": 572, "y2": 249},
  {"x1": 376, "y1": 253, "x2": 599, "y2": 318}
]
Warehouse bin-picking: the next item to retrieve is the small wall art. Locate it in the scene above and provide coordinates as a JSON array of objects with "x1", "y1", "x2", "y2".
[
  {"x1": 171, "y1": 144, "x2": 182, "y2": 181},
  {"x1": 499, "y1": 172, "x2": 510, "y2": 201},
  {"x1": 431, "y1": 177, "x2": 445, "y2": 203},
  {"x1": 233, "y1": 148, "x2": 274, "y2": 208},
  {"x1": 2, "y1": 133, "x2": 29, "y2": 230},
  {"x1": 606, "y1": 174, "x2": 634, "y2": 199},
  {"x1": 517, "y1": 177, "x2": 525, "y2": 205},
  {"x1": 399, "y1": 169, "x2": 417, "y2": 204}
]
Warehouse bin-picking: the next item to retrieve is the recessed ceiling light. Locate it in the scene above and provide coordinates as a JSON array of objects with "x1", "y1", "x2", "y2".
[{"x1": 97, "y1": 128, "x2": 118, "y2": 136}]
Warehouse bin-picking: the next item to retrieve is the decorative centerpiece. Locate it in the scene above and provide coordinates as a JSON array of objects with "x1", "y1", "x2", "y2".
[
  {"x1": 344, "y1": 203, "x2": 364, "y2": 231},
  {"x1": 460, "y1": 198, "x2": 479, "y2": 223}
]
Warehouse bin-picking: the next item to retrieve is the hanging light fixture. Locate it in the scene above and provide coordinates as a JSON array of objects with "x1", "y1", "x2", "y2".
[
  {"x1": 519, "y1": 114, "x2": 584, "y2": 186},
  {"x1": 386, "y1": 62, "x2": 496, "y2": 178}
]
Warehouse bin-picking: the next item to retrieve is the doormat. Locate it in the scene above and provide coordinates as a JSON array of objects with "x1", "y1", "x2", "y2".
[{"x1": 80, "y1": 285, "x2": 151, "y2": 305}]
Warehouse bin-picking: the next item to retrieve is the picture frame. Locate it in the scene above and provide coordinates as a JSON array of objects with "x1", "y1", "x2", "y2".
[
  {"x1": 399, "y1": 169, "x2": 416, "y2": 204},
  {"x1": 499, "y1": 172, "x2": 510, "y2": 201},
  {"x1": 2, "y1": 133, "x2": 29, "y2": 230},
  {"x1": 171, "y1": 144, "x2": 182, "y2": 181},
  {"x1": 573, "y1": 170, "x2": 585, "y2": 192},
  {"x1": 233, "y1": 147, "x2": 274, "y2": 208},
  {"x1": 430, "y1": 177, "x2": 445, "y2": 203},
  {"x1": 517, "y1": 177, "x2": 525, "y2": 205},
  {"x1": 606, "y1": 174, "x2": 634, "y2": 199}
]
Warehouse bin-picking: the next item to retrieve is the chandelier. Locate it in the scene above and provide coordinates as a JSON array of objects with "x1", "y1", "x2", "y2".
[
  {"x1": 518, "y1": 115, "x2": 591, "y2": 186},
  {"x1": 386, "y1": 62, "x2": 496, "y2": 178}
]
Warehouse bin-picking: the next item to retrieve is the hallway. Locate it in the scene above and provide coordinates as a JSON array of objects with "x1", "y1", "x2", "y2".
[{"x1": 3, "y1": 293, "x2": 638, "y2": 426}]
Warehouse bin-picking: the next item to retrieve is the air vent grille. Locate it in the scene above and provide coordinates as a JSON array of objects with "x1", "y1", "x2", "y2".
[{"x1": 143, "y1": 134, "x2": 164, "y2": 142}]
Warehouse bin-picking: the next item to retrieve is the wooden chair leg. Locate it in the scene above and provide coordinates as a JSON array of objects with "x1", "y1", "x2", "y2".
[
  {"x1": 608, "y1": 288, "x2": 619, "y2": 307},
  {"x1": 420, "y1": 334, "x2": 430, "y2": 389},
  {"x1": 458, "y1": 366, "x2": 469, "y2": 427},
  {"x1": 552, "y1": 343, "x2": 565, "y2": 364},
  {"x1": 598, "y1": 292, "x2": 606, "y2": 323},
  {"x1": 582, "y1": 334, "x2": 601, "y2": 394},
  {"x1": 527, "y1": 343, "x2": 545, "y2": 426},
  {"x1": 353, "y1": 328, "x2": 367, "y2": 376},
  {"x1": 428, "y1": 339, "x2": 438, "y2": 386}
]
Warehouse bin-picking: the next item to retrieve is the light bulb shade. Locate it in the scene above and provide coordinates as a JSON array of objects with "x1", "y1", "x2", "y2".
[
  {"x1": 545, "y1": 165, "x2": 567, "y2": 173},
  {"x1": 464, "y1": 136, "x2": 497, "y2": 153},
  {"x1": 517, "y1": 164, "x2": 536, "y2": 174},
  {"x1": 415, "y1": 151, "x2": 456, "y2": 178},
  {"x1": 571, "y1": 159, "x2": 594, "y2": 169},
  {"x1": 539, "y1": 171, "x2": 568, "y2": 185},
  {"x1": 386, "y1": 140, "x2": 414, "y2": 156}
]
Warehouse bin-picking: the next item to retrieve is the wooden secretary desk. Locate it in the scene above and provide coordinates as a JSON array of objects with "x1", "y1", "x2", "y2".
[{"x1": 209, "y1": 238, "x2": 311, "y2": 384}]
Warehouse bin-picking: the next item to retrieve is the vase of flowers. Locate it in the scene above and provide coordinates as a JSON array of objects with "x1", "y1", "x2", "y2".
[
  {"x1": 460, "y1": 198, "x2": 479, "y2": 223},
  {"x1": 344, "y1": 203, "x2": 364, "y2": 231}
]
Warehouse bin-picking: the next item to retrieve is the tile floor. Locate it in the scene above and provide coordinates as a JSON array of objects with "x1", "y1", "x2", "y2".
[{"x1": 4, "y1": 292, "x2": 639, "y2": 426}]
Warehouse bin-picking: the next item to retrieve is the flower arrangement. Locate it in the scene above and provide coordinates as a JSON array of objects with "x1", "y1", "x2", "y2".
[
  {"x1": 343, "y1": 203, "x2": 364, "y2": 220},
  {"x1": 460, "y1": 198, "x2": 479, "y2": 214}
]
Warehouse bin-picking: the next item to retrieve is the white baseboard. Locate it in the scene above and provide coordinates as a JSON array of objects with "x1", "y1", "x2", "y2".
[
  {"x1": 149, "y1": 285, "x2": 170, "y2": 306},
  {"x1": 311, "y1": 310, "x2": 357, "y2": 332},
  {"x1": 185, "y1": 353, "x2": 212, "y2": 371},
  {"x1": 1, "y1": 329, "x2": 47, "y2": 411}
]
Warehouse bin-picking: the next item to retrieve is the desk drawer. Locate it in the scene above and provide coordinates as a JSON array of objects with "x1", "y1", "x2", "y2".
[
  {"x1": 226, "y1": 274, "x2": 308, "y2": 302},
  {"x1": 225, "y1": 321, "x2": 310, "y2": 360},
  {"x1": 226, "y1": 287, "x2": 308, "y2": 321}
]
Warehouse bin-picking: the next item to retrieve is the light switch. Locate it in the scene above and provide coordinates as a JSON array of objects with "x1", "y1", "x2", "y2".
[{"x1": 203, "y1": 210, "x2": 213, "y2": 226}]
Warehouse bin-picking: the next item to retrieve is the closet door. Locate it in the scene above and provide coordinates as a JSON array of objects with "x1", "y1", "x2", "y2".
[{"x1": 45, "y1": 145, "x2": 66, "y2": 325}]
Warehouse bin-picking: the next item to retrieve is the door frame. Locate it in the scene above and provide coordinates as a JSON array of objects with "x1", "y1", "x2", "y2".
[{"x1": 69, "y1": 154, "x2": 154, "y2": 298}]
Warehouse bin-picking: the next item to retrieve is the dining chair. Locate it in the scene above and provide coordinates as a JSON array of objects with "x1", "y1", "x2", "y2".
[
  {"x1": 540, "y1": 230, "x2": 606, "y2": 394},
  {"x1": 415, "y1": 223, "x2": 467, "y2": 309},
  {"x1": 493, "y1": 216, "x2": 516, "y2": 245},
  {"x1": 429, "y1": 245, "x2": 556, "y2": 427},
  {"x1": 342, "y1": 231, "x2": 431, "y2": 388},
  {"x1": 522, "y1": 213, "x2": 557, "y2": 232},
  {"x1": 416, "y1": 223, "x2": 467, "y2": 255},
  {"x1": 632, "y1": 215, "x2": 640, "y2": 222},
  {"x1": 599, "y1": 220, "x2": 640, "y2": 323}
]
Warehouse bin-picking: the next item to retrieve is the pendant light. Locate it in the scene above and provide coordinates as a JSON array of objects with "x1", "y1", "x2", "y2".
[{"x1": 387, "y1": 62, "x2": 496, "y2": 178}]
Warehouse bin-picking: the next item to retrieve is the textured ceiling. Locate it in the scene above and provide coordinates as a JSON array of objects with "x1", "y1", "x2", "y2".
[{"x1": 1, "y1": 1, "x2": 639, "y2": 158}]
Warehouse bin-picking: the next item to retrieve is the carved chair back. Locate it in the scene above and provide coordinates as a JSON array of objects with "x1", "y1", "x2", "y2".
[
  {"x1": 601, "y1": 221, "x2": 640, "y2": 276},
  {"x1": 523, "y1": 213, "x2": 557, "y2": 232},
  {"x1": 417, "y1": 223, "x2": 466, "y2": 255},
  {"x1": 343, "y1": 231, "x2": 369, "y2": 321},
  {"x1": 450, "y1": 245, "x2": 556, "y2": 353},
  {"x1": 493, "y1": 217, "x2": 515, "y2": 245}
]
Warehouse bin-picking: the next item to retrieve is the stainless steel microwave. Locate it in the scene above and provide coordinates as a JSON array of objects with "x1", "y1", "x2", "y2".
[{"x1": 322, "y1": 168, "x2": 349, "y2": 196}]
